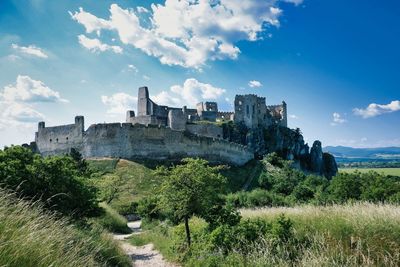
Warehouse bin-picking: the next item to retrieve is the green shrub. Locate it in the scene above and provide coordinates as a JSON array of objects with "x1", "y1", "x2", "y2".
[
  {"x1": 137, "y1": 195, "x2": 162, "y2": 221},
  {"x1": 226, "y1": 189, "x2": 288, "y2": 208},
  {"x1": 0, "y1": 146, "x2": 99, "y2": 218},
  {"x1": 94, "y1": 203, "x2": 131, "y2": 234}
]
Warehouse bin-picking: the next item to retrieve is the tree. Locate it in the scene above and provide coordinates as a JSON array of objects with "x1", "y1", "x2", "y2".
[
  {"x1": 0, "y1": 146, "x2": 99, "y2": 217},
  {"x1": 159, "y1": 158, "x2": 226, "y2": 246}
]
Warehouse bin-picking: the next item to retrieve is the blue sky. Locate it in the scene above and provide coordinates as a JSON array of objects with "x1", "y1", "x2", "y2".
[{"x1": 0, "y1": 0, "x2": 399, "y2": 148}]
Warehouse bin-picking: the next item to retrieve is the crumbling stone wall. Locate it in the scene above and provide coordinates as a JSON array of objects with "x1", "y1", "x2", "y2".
[{"x1": 35, "y1": 118, "x2": 253, "y2": 166}]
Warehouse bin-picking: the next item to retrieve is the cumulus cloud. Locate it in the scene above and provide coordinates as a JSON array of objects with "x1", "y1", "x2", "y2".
[
  {"x1": 1, "y1": 75, "x2": 67, "y2": 103},
  {"x1": 248, "y1": 80, "x2": 262, "y2": 88},
  {"x1": 70, "y1": 1, "x2": 301, "y2": 69},
  {"x1": 289, "y1": 114, "x2": 298, "y2": 119},
  {"x1": 330, "y1": 112, "x2": 346, "y2": 126},
  {"x1": 0, "y1": 75, "x2": 67, "y2": 128},
  {"x1": 353, "y1": 100, "x2": 400, "y2": 118},
  {"x1": 153, "y1": 78, "x2": 226, "y2": 107},
  {"x1": 101, "y1": 92, "x2": 137, "y2": 114},
  {"x1": 2, "y1": 103, "x2": 44, "y2": 123},
  {"x1": 78, "y1": 34, "x2": 123, "y2": 53},
  {"x1": 11, "y1": 43, "x2": 48, "y2": 58}
]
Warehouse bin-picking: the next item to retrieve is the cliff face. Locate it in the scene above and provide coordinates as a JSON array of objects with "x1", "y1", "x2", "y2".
[
  {"x1": 263, "y1": 126, "x2": 338, "y2": 179},
  {"x1": 223, "y1": 123, "x2": 338, "y2": 178}
]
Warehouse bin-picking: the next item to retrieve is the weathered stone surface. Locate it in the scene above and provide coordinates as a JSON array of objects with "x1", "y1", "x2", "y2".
[
  {"x1": 35, "y1": 119, "x2": 253, "y2": 166},
  {"x1": 310, "y1": 140, "x2": 323, "y2": 175},
  {"x1": 322, "y1": 152, "x2": 338, "y2": 179}
]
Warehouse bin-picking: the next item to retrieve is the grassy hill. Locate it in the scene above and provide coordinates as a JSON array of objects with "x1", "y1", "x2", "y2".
[
  {"x1": 0, "y1": 188, "x2": 130, "y2": 267},
  {"x1": 88, "y1": 159, "x2": 164, "y2": 214},
  {"x1": 88, "y1": 158, "x2": 261, "y2": 214}
]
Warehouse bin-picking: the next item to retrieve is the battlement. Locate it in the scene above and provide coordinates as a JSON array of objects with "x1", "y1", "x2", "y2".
[{"x1": 32, "y1": 86, "x2": 289, "y2": 166}]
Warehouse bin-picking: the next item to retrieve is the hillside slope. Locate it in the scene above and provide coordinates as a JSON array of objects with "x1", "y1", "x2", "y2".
[{"x1": 0, "y1": 188, "x2": 130, "y2": 267}]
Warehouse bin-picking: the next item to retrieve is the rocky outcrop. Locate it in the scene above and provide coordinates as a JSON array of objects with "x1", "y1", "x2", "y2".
[
  {"x1": 262, "y1": 126, "x2": 338, "y2": 178},
  {"x1": 322, "y1": 153, "x2": 338, "y2": 179},
  {"x1": 310, "y1": 141, "x2": 324, "y2": 175}
]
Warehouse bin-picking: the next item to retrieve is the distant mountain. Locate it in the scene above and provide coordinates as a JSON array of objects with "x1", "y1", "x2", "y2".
[{"x1": 323, "y1": 146, "x2": 400, "y2": 159}]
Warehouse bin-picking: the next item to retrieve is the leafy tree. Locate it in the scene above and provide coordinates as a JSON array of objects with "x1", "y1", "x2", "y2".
[
  {"x1": 69, "y1": 148, "x2": 89, "y2": 176},
  {"x1": 0, "y1": 146, "x2": 99, "y2": 217},
  {"x1": 159, "y1": 158, "x2": 227, "y2": 246},
  {"x1": 328, "y1": 172, "x2": 363, "y2": 202}
]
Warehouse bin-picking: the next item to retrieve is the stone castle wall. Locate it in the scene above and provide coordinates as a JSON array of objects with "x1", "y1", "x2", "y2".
[{"x1": 35, "y1": 118, "x2": 253, "y2": 166}]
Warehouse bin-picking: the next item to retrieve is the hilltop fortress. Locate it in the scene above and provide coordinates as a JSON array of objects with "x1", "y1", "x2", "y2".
[{"x1": 31, "y1": 86, "x2": 337, "y2": 177}]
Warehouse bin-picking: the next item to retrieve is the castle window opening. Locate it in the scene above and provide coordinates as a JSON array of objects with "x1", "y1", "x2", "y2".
[
  {"x1": 246, "y1": 105, "x2": 249, "y2": 116},
  {"x1": 252, "y1": 105, "x2": 255, "y2": 114},
  {"x1": 238, "y1": 101, "x2": 242, "y2": 105},
  {"x1": 56, "y1": 138, "x2": 58, "y2": 142},
  {"x1": 66, "y1": 137, "x2": 68, "y2": 140},
  {"x1": 49, "y1": 139, "x2": 52, "y2": 142}
]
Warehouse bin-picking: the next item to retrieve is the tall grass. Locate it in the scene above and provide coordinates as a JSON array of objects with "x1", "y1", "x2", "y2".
[
  {"x1": 94, "y1": 202, "x2": 131, "y2": 234},
  {"x1": 241, "y1": 203, "x2": 400, "y2": 266},
  {"x1": 0, "y1": 188, "x2": 130, "y2": 267}
]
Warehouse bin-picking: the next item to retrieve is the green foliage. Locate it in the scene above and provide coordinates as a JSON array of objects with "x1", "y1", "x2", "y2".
[
  {"x1": 226, "y1": 189, "x2": 288, "y2": 208},
  {"x1": 265, "y1": 152, "x2": 286, "y2": 168},
  {"x1": 91, "y1": 159, "x2": 162, "y2": 215},
  {"x1": 0, "y1": 188, "x2": 130, "y2": 267},
  {"x1": 94, "y1": 203, "x2": 131, "y2": 234},
  {"x1": 0, "y1": 146, "x2": 99, "y2": 218},
  {"x1": 159, "y1": 158, "x2": 228, "y2": 245},
  {"x1": 328, "y1": 171, "x2": 400, "y2": 203},
  {"x1": 136, "y1": 195, "x2": 163, "y2": 221}
]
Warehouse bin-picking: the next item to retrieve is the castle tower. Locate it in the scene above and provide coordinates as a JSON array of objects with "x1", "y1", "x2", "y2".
[
  {"x1": 75, "y1": 116, "x2": 84, "y2": 133},
  {"x1": 281, "y1": 101, "x2": 287, "y2": 127},
  {"x1": 138, "y1": 86, "x2": 151, "y2": 116}
]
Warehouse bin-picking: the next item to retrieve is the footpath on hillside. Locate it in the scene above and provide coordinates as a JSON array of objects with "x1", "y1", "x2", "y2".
[{"x1": 112, "y1": 221, "x2": 177, "y2": 267}]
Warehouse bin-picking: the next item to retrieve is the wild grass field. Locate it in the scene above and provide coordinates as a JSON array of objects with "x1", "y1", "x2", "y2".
[
  {"x1": 0, "y1": 188, "x2": 130, "y2": 267},
  {"x1": 340, "y1": 168, "x2": 400, "y2": 176},
  {"x1": 242, "y1": 203, "x2": 400, "y2": 266},
  {"x1": 131, "y1": 203, "x2": 400, "y2": 266}
]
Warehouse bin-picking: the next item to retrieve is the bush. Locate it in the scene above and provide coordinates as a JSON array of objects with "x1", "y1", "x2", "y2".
[
  {"x1": 136, "y1": 195, "x2": 163, "y2": 221},
  {"x1": 95, "y1": 203, "x2": 131, "y2": 234},
  {"x1": 226, "y1": 189, "x2": 288, "y2": 208},
  {"x1": 0, "y1": 146, "x2": 99, "y2": 218}
]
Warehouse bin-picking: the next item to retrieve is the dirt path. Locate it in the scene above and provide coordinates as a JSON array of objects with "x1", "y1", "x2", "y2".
[{"x1": 113, "y1": 221, "x2": 177, "y2": 267}]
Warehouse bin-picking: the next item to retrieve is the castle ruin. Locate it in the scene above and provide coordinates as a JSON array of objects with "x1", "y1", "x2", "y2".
[{"x1": 32, "y1": 87, "x2": 288, "y2": 166}]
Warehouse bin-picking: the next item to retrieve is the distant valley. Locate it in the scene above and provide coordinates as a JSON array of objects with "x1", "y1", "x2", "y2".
[{"x1": 324, "y1": 146, "x2": 400, "y2": 163}]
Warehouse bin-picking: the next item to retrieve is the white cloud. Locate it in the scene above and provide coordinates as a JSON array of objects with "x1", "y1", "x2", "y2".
[
  {"x1": 353, "y1": 100, "x2": 400, "y2": 118},
  {"x1": 2, "y1": 102, "x2": 44, "y2": 123},
  {"x1": 283, "y1": 0, "x2": 304, "y2": 5},
  {"x1": 289, "y1": 114, "x2": 298, "y2": 119},
  {"x1": 153, "y1": 78, "x2": 226, "y2": 107},
  {"x1": 70, "y1": 1, "x2": 301, "y2": 69},
  {"x1": 143, "y1": 75, "x2": 150, "y2": 81},
  {"x1": 248, "y1": 80, "x2": 262, "y2": 88},
  {"x1": 101, "y1": 92, "x2": 137, "y2": 114},
  {"x1": 330, "y1": 112, "x2": 346, "y2": 126},
  {"x1": 11, "y1": 43, "x2": 48, "y2": 58},
  {"x1": 1, "y1": 75, "x2": 67, "y2": 103},
  {"x1": 0, "y1": 75, "x2": 67, "y2": 128},
  {"x1": 78, "y1": 34, "x2": 123, "y2": 53},
  {"x1": 127, "y1": 64, "x2": 138, "y2": 73},
  {"x1": 69, "y1": 8, "x2": 112, "y2": 36}
]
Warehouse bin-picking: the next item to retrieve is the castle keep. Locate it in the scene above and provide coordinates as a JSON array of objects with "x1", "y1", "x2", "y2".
[{"x1": 33, "y1": 87, "x2": 288, "y2": 166}]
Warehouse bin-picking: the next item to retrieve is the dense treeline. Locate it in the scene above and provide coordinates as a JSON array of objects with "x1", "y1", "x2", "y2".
[{"x1": 226, "y1": 153, "x2": 400, "y2": 208}]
